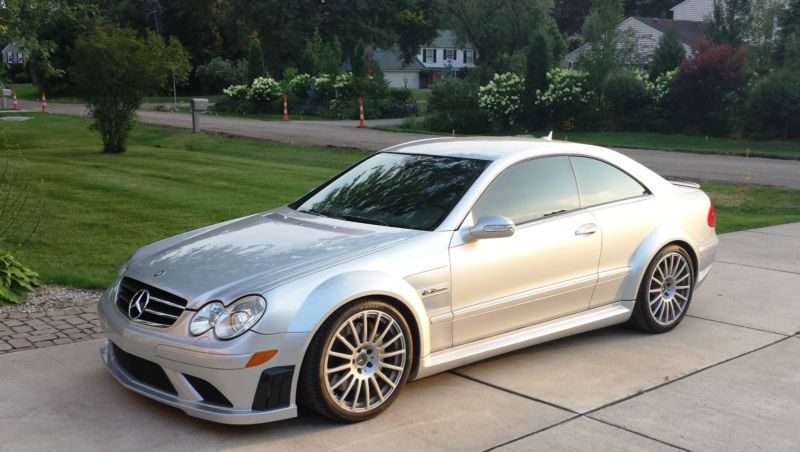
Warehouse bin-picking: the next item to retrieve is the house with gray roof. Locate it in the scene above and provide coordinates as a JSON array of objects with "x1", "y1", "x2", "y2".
[
  {"x1": 565, "y1": 0, "x2": 710, "y2": 69},
  {"x1": 373, "y1": 30, "x2": 477, "y2": 89}
]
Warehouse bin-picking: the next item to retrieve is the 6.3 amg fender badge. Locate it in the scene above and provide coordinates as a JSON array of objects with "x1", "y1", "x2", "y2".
[{"x1": 128, "y1": 289, "x2": 150, "y2": 320}]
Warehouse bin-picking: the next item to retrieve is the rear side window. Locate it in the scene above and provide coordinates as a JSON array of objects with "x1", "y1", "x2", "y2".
[
  {"x1": 472, "y1": 156, "x2": 580, "y2": 224},
  {"x1": 570, "y1": 157, "x2": 648, "y2": 207}
]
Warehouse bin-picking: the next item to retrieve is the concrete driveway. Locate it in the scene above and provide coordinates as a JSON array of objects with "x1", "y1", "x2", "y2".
[
  {"x1": 1, "y1": 223, "x2": 798, "y2": 451},
  {"x1": 16, "y1": 100, "x2": 800, "y2": 190}
]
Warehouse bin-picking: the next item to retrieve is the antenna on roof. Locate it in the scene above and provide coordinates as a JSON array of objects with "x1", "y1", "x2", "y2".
[{"x1": 542, "y1": 131, "x2": 553, "y2": 141}]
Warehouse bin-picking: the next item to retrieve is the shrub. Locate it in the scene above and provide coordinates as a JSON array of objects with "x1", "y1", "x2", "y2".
[
  {"x1": 195, "y1": 57, "x2": 247, "y2": 94},
  {"x1": 248, "y1": 39, "x2": 267, "y2": 82},
  {"x1": 650, "y1": 25, "x2": 686, "y2": 79},
  {"x1": 333, "y1": 72, "x2": 354, "y2": 99},
  {"x1": 223, "y1": 84, "x2": 250, "y2": 102},
  {"x1": 288, "y1": 73, "x2": 314, "y2": 98},
  {"x1": 744, "y1": 69, "x2": 800, "y2": 139},
  {"x1": 601, "y1": 70, "x2": 649, "y2": 129},
  {"x1": 424, "y1": 78, "x2": 489, "y2": 133},
  {"x1": 671, "y1": 40, "x2": 747, "y2": 134},
  {"x1": 249, "y1": 76, "x2": 282, "y2": 104},
  {"x1": 0, "y1": 249, "x2": 40, "y2": 305},
  {"x1": 478, "y1": 72, "x2": 525, "y2": 129},
  {"x1": 535, "y1": 68, "x2": 594, "y2": 128},
  {"x1": 71, "y1": 26, "x2": 190, "y2": 154}
]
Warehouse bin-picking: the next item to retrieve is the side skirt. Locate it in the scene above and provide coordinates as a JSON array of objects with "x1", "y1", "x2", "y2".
[{"x1": 413, "y1": 300, "x2": 634, "y2": 380}]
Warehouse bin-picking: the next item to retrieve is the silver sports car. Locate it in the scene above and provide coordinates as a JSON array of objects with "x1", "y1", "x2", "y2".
[{"x1": 98, "y1": 137, "x2": 718, "y2": 424}]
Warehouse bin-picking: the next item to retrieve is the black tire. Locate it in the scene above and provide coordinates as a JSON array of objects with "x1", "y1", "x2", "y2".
[
  {"x1": 629, "y1": 244, "x2": 695, "y2": 334},
  {"x1": 298, "y1": 298, "x2": 414, "y2": 422}
]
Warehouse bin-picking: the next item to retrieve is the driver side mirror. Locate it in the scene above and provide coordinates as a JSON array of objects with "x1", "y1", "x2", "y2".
[{"x1": 465, "y1": 215, "x2": 516, "y2": 242}]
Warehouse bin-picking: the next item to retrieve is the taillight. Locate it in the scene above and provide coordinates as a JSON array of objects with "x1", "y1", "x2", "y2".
[{"x1": 707, "y1": 201, "x2": 716, "y2": 228}]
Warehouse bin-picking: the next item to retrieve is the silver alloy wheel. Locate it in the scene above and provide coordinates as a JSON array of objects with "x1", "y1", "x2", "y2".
[
  {"x1": 324, "y1": 310, "x2": 407, "y2": 413},
  {"x1": 648, "y1": 252, "x2": 692, "y2": 326}
]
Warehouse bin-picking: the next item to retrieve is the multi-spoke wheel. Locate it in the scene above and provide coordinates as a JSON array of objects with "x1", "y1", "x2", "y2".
[
  {"x1": 630, "y1": 245, "x2": 695, "y2": 333},
  {"x1": 299, "y1": 299, "x2": 413, "y2": 422}
]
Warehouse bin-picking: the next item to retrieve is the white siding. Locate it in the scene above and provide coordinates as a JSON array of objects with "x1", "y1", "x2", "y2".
[
  {"x1": 415, "y1": 47, "x2": 476, "y2": 69},
  {"x1": 384, "y1": 71, "x2": 420, "y2": 89},
  {"x1": 621, "y1": 17, "x2": 664, "y2": 64},
  {"x1": 671, "y1": 0, "x2": 713, "y2": 22}
]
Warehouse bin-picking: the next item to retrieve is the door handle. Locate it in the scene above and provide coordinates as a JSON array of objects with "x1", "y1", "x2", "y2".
[{"x1": 575, "y1": 223, "x2": 598, "y2": 236}]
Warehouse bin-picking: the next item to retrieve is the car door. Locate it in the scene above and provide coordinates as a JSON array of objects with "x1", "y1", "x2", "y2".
[
  {"x1": 568, "y1": 156, "x2": 659, "y2": 308},
  {"x1": 449, "y1": 156, "x2": 602, "y2": 345}
]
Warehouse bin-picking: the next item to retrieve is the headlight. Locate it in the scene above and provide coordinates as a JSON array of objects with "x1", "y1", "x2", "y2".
[
  {"x1": 189, "y1": 301, "x2": 225, "y2": 336},
  {"x1": 214, "y1": 295, "x2": 266, "y2": 339}
]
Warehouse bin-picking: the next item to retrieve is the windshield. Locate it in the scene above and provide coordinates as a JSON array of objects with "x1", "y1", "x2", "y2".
[{"x1": 293, "y1": 153, "x2": 488, "y2": 230}]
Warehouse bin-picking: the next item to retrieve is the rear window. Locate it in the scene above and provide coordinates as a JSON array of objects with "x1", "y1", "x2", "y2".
[{"x1": 570, "y1": 157, "x2": 648, "y2": 207}]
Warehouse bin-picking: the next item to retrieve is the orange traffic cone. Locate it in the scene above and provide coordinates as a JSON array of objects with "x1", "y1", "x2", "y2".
[
  {"x1": 41, "y1": 90, "x2": 47, "y2": 113},
  {"x1": 12, "y1": 91, "x2": 18, "y2": 110},
  {"x1": 283, "y1": 95, "x2": 288, "y2": 121},
  {"x1": 358, "y1": 97, "x2": 365, "y2": 128}
]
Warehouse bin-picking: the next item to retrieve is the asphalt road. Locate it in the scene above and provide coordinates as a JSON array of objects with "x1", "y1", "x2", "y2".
[
  {"x1": 2, "y1": 222, "x2": 799, "y2": 450},
  {"x1": 17, "y1": 101, "x2": 800, "y2": 189}
]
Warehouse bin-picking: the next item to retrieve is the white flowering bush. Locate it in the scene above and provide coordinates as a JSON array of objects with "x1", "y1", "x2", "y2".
[
  {"x1": 478, "y1": 72, "x2": 525, "y2": 127},
  {"x1": 313, "y1": 74, "x2": 334, "y2": 99},
  {"x1": 535, "y1": 69, "x2": 593, "y2": 125},
  {"x1": 645, "y1": 69, "x2": 676, "y2": 105},
  {"x1": 288, "y1": 73, "x2": 314, "y2": 98},
  {"x1": 249, "y1": 76, "x2": 282, "y2": 104},
  {"x1": 333, "y1": 72, "x2": 353, "y2": 99},
  {"x1": 223, "y1": 84, "x2": 249, "y2": 102}
]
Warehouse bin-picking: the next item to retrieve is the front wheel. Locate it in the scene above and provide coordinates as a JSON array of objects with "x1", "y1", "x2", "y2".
[
  {"x1": 299, "y1": 299, "x2": 413, "y2": 422},
  {"x1": 630, "y1": 245, "x2": 695, "y2": 333}
]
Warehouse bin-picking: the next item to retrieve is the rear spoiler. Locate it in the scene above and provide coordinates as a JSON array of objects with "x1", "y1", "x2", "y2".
[{"x1": 668, "y1": 179, "x2": 700, "y2": 189}]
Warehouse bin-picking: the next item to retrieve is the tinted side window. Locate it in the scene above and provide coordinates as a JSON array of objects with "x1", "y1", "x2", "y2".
[
  {"x1": 472, "y1": 156, "x2": 580, "y2": 224},
  {"x1": 570, "y1": 157, "x2": 648, "y2": 207}
]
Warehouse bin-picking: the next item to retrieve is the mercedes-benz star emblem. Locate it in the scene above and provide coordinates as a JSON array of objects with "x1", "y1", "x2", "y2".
[{"x1": 128, "y1": 289, "x2": 150, "y2": 320}]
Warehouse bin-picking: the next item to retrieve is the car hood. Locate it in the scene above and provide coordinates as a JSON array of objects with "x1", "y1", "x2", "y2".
[{"x1": 124, "y1": 207, "x2": 422, "y2": 307}]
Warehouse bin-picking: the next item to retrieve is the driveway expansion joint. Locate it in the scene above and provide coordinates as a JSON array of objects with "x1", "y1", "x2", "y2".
[{"x1": 685, "y1": 314, "x2": 791, "y2": 337}]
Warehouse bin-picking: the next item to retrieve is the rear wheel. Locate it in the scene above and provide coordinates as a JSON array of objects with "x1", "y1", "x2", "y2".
[
  {"x1": 630, "y1": 245, "x2": 694, "y2": 333},
  {"x1": 299, "y1": 299, "x2": 413, "y2": 422}
]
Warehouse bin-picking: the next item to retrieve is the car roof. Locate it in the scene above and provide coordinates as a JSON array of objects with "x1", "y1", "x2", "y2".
[
  {"x1": 381, "y1": 136, "x2": 674, "y2": 197},
  {"x1": 383, "y1": 136, "x2": 607, "y2": 161}
]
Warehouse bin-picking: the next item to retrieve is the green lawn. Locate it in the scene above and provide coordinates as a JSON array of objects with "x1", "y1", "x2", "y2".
[
  {"x1": 1, "y1": 113, "x2": 365, "y2": 288},
  {"x1": 1, "y1": 113, "x2": 798, "y2": 289},
  {"x1": 3, "y1": 83, "x2": 224, "y2": 104}
]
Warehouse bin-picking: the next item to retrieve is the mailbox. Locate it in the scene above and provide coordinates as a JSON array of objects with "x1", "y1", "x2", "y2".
[
  {"x1": 190, "y1": 98, "x2": 209, "y2": 132},
  {"x1": 191, "y1": 98, "x2": 209, "y2": 112},
  {"x1": 1, "y1": 89, "x2": 10, "y2": 109}
]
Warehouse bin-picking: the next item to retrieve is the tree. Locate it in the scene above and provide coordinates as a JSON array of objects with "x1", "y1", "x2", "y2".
[
  {"x1": 602, "y1": 70, "x2": 649, "y2": 128},
  {"x1": 71, "y1": 26, "x2": 190, "y2": 154},
  {"x1": 524, "y1": 33, "x2": 552, "y2": 125},
  {"x1": 247, "y1": 39, "x2": 266, "y2": 82},
  {"x1": 774, "y1": 0, "x2": 800, "y2": 65},
  {"x1": 0, "y1": 0, "x2": 96, "y2": 89},
  {"x1": 649, "y1": 25, "x2": 686, "y2": 79},
  {"x1": 351, "y1": 41, "x2": 366, "y2": 78},
  {"x1": 705, "y1": 0, "x2": 752, "y2": 47},
  {"x1": 745, "y1": 69, "x2": 800, "y2": 138},
  {"x1": 447, "y1": 0, "x2": 558, "y2": 81},
  {"x1": 580, "y1": 0, "x2": 637, "y2": 88},
  {"x1": 671, "y1": 40, "x2": 747, "y2": 133}
]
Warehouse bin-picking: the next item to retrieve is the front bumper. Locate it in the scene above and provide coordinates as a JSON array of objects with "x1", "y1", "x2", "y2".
[{"x1": 98, "y1": 292, "x2": 310, "y2": 425}]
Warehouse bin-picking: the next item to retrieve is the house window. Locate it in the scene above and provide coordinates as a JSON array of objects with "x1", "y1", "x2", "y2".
[
  {"x1": 444, "y1": 49, "x2": 455, "y2": 60},
  {"x1": 423, "y1": 48, "x2": 436, "y2": 63},
  {"x1": 464, "y1": 49, "x2": 475, "y2": 64}
]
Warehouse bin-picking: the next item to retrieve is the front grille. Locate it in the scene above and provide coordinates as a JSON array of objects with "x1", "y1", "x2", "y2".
[
  {"x1": 112, "y1": 343, "x2": 177, "y2": 395},
  {"x1": 116, "y1": 277, "x2": 187, "y2": 327}
]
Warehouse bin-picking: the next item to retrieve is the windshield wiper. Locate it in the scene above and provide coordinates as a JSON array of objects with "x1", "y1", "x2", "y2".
[{"x1": 336, "y1": 214, "x2": 389, "y2": 226}]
